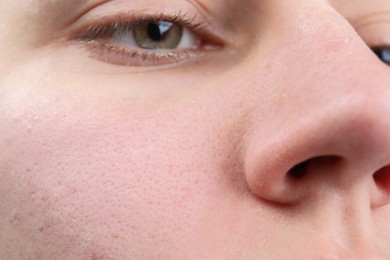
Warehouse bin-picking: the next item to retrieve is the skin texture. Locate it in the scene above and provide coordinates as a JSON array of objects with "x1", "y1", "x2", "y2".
[{"x1": 1, "y1": 0, "x2": 390, "y2": 259}]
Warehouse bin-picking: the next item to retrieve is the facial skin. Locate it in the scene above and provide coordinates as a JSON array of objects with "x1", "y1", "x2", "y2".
[{"x1": 1, "y1": 0, "x2": 390, "y2": 258}]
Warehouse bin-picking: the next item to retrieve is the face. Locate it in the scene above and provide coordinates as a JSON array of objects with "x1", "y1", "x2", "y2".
[{"x1": 1, "y1": 0, "x2": 390, "y2": 258}]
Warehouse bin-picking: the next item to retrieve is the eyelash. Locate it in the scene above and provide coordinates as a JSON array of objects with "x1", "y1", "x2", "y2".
[{"x1": 72, "y1": 12, "x2": 221, "y2": 67}]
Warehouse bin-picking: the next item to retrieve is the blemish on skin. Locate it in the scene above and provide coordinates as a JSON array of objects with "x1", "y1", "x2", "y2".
[
  {"x1": 10, "y1": 213, "x2": 20, "y2": 226},
  {"x1": 263, "y1": 62, "x2": 273, "y2": 72},
  {"x1": 91, "y1": 253, "x2": 106, "y2": 260}
]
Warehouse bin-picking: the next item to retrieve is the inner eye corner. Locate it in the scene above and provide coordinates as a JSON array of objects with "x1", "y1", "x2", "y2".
[{"x1": 370, "y1": 46, "x2": 390, "y2": 66}]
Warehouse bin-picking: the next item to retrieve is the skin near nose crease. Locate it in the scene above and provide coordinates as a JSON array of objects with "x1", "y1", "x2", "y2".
[{"x1": 1, "y1": 0, "x2": 390, "y2": 259}]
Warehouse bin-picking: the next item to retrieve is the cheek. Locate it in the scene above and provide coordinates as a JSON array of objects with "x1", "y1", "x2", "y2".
[{"x1": 0, "y1": 76, "x2": 239, "y2": 258}]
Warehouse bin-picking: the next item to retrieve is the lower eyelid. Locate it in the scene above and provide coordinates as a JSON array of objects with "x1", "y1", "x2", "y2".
[
  {"x1": 78, "y1": 39, "x2": 206, "y2": 68},
  {"x1": 73, "y1": 30, "x2": 222, "y2": 68}
]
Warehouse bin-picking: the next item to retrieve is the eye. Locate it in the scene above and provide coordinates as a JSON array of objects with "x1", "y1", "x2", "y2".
[
  {"x1": 123, "y1": 20, "x2": 195, "y2": 50},
  {"x1": 371, "y1": 47, "x2": 390, "y2": 66},
  {"x1": 131, "y1": 21, "x2": 183, "y2": 49},
  {"x1": 74, "y1": 14, "x2": 221, "y2": 67}
]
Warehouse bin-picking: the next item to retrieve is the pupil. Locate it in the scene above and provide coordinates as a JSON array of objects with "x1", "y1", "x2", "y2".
[
  {"x1": 147, "y1": 21, "x2": 172, "y2": 42},
  {"x1": 372, "y1": 47, "x2": 390, "y2": 65}
]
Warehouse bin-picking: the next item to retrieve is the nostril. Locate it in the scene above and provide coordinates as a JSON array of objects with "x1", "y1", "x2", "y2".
[
  {"x1": 288, "y1": 160, "x2": 310, "y2": 179},
  {"x1": 372, "y1": 165, "x2": 390, "y2": 208},
  {"x1": 373, "y1": 165, "x2": 390, "y2": 191},
  {"x1": 287, "y1": 156, "x2": 341, "y2": 180}
]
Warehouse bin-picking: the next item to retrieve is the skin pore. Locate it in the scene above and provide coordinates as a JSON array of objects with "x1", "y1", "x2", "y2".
[{"x1": 1, "y1": 0, "x2": 390, "y2": 259}]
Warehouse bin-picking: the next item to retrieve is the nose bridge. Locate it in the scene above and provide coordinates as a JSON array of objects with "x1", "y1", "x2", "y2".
[
  {"x1": 242, "y1": 1, "x2": 390, "y2": 208},
  {"x1": 266, "y1": 0, "x2": 384, "y2": 90},
  {"x1": 243, "y1": 0, "x2": 390, "y2": 122}
]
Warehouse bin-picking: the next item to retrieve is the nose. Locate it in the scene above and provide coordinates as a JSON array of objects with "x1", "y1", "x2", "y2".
[
  {"x1": 245, "y1": 96, "x2": 390, "y2": 207},
  {"x1": 243, "y1": 4, "x2": 390, "y2": 208}
]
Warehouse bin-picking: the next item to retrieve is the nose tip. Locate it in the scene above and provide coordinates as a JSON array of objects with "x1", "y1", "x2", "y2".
[{"x1": 244, "y1": 92, "x2": 390, "y2": 207}]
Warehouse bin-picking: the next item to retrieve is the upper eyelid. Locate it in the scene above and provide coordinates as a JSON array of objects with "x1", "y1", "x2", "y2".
[
  {"x1": 352, "y1": 21, "x2": 390, "y2": 48},
  {"x1": 71, "y1": 11, "x2": 226, "y2": 49},
  {"x1": 352, "y1": 11, "x2": 390, "y2": 29},
  {"x1": 61, "y1": 0, "x2": 231, "y2": 44},
  {"x1": 76, "y1": 12, "x2": 205, "y2": 38}
]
